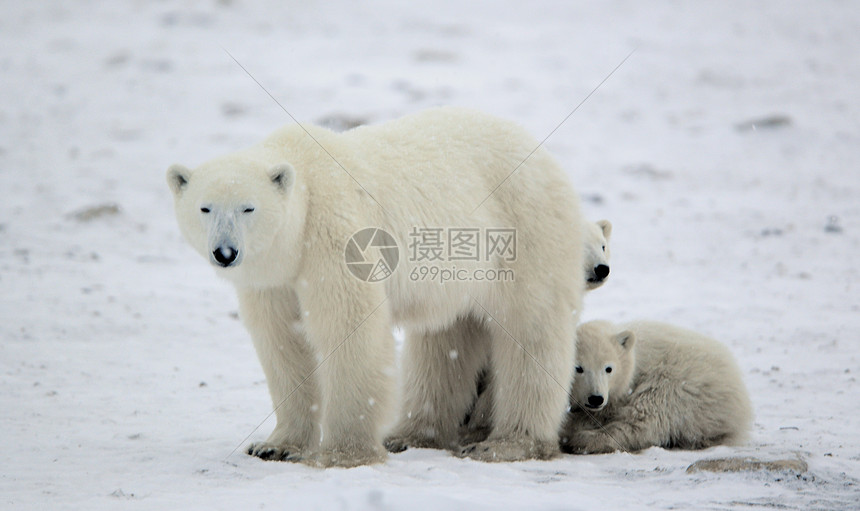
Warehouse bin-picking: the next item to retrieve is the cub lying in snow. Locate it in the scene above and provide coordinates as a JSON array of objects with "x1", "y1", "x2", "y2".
[{"x1": 560, "y1": 320, "x2": 753, "y2": 454}]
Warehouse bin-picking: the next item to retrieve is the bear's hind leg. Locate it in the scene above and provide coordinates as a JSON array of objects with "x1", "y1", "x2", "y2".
[
  {"x1": 385, "y1": 315, "x2": 491, "y2": 453},
  {"x1": 458, "y1": 367, "x2": 494, "y2": 445}
]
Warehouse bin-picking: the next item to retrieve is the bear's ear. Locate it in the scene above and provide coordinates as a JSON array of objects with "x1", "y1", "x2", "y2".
[
  {"x1": 597, "y1": 219, "x2": 612, "y2": 240},
  {"x1": 167, "y1": 164, "x2": 192, "y2": 196},
  {"x1": 615, "y1": 330, "x2": 635, "y2": 350},
  {"x1": 268, "y1": 163, "x2": 295, "y2": 192}
]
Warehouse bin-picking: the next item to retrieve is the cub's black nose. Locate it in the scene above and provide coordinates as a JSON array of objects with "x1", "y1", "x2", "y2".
[
  {"x1": 213, "y1": 246, "x2": 238, "y2": 267},
  {"x1": 586, "y1": 395, "x2": 604, "y2": 408},
  {"x1": 594, "y1": 264, "x2": 610, "y2": 280}
]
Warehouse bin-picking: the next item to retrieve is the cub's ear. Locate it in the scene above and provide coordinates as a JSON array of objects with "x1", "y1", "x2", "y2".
[
  {"x1": 167, "y1": 164, "x2": 192, "y2": 196},
  {"x1": 615, "y1": 330, "x2": 635, "y2": 350},
  {"x1": 597, "y1": 219, "x2": 612, "y2": 240},
  {"x1": 268, "y1": 163, "x2": 295, "y2": 192}
]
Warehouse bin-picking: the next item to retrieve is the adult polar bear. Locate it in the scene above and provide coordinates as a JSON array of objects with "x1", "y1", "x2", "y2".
[{"x1": 167, "y1": 107, "x2": 584, "y2": 467}]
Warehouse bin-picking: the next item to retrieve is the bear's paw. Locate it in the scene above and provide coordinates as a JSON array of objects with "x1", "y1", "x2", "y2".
[
  {"x1": 560, "y1": 430, "x2": 622, "y2": 455},
  {"x1": 246, "y1": 442, "x2": 305, "y2": 462},
  {"x1": 383, "y1": 432, "x2": 459, "y2": 453}
]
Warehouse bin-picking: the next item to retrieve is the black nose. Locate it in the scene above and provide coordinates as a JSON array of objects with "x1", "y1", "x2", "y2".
[
  {"x1": 593, "y1": 264, "x2": 610, "y2": 280},
  {"x1": 213, "y1": 246, "x2": 238, "y2": 267},
  {"x1": 586, "y1": 395, "x2": 604, "y2": 408}
]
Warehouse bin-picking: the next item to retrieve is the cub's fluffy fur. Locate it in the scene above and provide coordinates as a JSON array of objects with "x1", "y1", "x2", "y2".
[{"x1": 561, "y1": 320, "x2": 753, "y2": 454}]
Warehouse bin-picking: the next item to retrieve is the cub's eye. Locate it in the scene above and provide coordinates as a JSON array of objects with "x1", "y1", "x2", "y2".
[
  {"x1": 243, "y1": 207, "x2": 255, "y2": 213},
  {"x1": 601, "y1": 245, "x2": 605, "y2": 252},
  {"x1": 200, "y1": 207, "x2": 210, "y2": 213},
  {"x1": 575, "y1": 366, "x2": 584, "y2": 374},
  {"x1": 605, "y1": 366, "x2": 613, "y2": 373}
]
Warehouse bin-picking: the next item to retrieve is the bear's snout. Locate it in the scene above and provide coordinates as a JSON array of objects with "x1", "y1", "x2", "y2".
[
  {"x1": 586, "y1": 395, "x2": 605, "y2": 409},
  {"x1": 592, "y1": 264, "x2": 610, "y2": 282},
  {"x1": 213, "y1": 246, "x2": 239, "y2": 267}
]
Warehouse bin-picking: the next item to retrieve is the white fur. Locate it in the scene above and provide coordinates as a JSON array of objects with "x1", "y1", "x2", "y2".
[
  {"x1": 561, "y1": 320, "x2": 753, "y2": 454},
  {"x1": 168, "y1": 107, "x2": 585, "y2": 466},
  {"x1": 460, "y1": 218, "x2": 612, "y2": 445}
]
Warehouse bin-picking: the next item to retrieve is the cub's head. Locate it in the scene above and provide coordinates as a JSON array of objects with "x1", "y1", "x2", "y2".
[
  {"x1": 571, "y1": 320, "x2": 635, "y2": 412},
  {"x1": 166, "y1": 154, "x2": 296, "y2": 281},
  {"x1": 583, "y1": 219, "x2": 612, "y2": 291}
]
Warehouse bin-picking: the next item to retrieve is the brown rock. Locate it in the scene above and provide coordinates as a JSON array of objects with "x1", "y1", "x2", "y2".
[{"x1": 686, "y1": 456, "x2": 807, "y2": 475}]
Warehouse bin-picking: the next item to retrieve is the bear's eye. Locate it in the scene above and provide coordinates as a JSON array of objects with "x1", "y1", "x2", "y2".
[
  {"x1": 605, "y1": 366, "x2": 613, "y2": 373},
  {"x1": 601, "y1": 245, "x2": 605, "y2": 252},
  {"x1": 243, "y1": 207, "x2": 255, "y2": 214},
  {"x1": 200, "y1": 207, "x2": 210, "y2": 213},
  {"x1": 575, "y1": 366, "x2": 584, "y2": 374}
]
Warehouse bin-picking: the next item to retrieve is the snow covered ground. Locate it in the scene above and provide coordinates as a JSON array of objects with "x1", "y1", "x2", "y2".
[{"x1": 2, "y1": 1, "x2": 859, "y2": 509}]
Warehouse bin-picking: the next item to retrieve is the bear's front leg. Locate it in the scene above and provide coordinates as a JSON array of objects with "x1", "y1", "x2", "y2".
[
  {"x1": 239, "y1": 288, "x2": 320, "y2": 462},
  {"x1": 299, "y1": 283, "x2": 395, "y2": 468},
  {"x1": 560, "y1": 429, "x2": 616, "y2": 454},
  {"x1": 459, "y1": 305, "x2": 575, "y2": 462},
  {"x1": 560, "y1": 420, "x2": 642, "y2": 454}
]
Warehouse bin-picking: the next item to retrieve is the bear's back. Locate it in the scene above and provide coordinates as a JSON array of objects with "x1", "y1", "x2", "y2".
[
  {"x1": 623, "y1": 320, "x2": 753, "y2": 446},
  {"x1": 342, "y1": 107, "x2": 554, "y2": 197},
  {"x1": 624, "y1": 321, "x2": 739, "y2": 382}
]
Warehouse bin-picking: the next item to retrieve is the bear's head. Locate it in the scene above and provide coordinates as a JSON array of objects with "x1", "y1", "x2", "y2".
[
  {"x1": 571, "y1": 320, "x2": 635, "y2": 412},
  {"x1": 167, "y1": 153, "x2": 301, "y2": 286},
  {"x1": 583, "y1": 220, "x2": 611, "y2": 291}
]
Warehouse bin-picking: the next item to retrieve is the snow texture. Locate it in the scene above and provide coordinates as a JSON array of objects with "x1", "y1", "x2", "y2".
[{"x1": 1, "y1": 1, "x2": 859, "y2": 509}]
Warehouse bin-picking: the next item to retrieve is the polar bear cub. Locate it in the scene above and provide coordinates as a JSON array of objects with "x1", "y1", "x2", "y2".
[
  {"x1": 583, "y1": 219, "x2": 612, "y2": 291},
  {"x1": 561, "y1": 320, "x2": 753, "y2": 454},
  {"x1": 167, "y1": 107, "x2": 585, "y2": 467}
]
